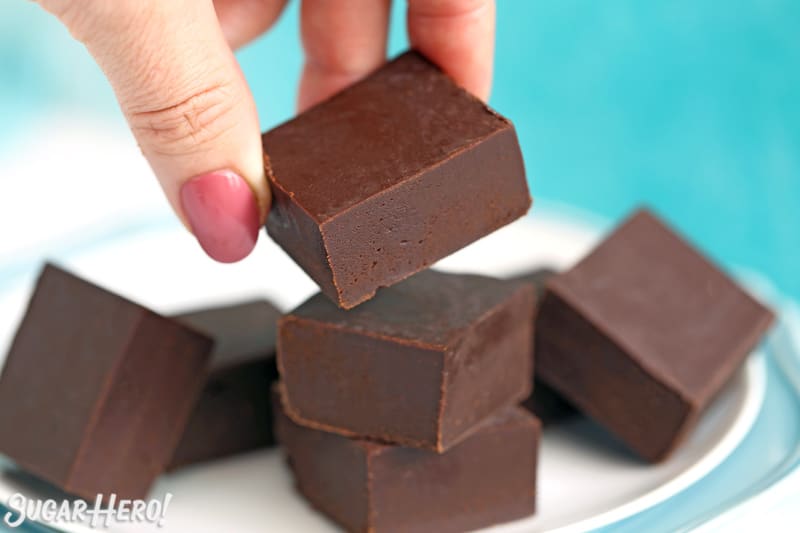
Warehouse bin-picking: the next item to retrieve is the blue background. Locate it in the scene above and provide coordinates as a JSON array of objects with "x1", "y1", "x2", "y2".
[{"x1": 1, "y1": 1, "x2": 798, "y2": 299}]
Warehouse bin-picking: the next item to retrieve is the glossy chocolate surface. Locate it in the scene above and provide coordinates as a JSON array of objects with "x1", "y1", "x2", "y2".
[
  {"x1": 0, "y1": 264, "x2": 213, "y2": 499},
  {"x1": 169, "y1": 300, "x2": 281, "y2": 470},
  {"x1": 263, "y1": 50, "x2": 530, "y2": 308},
  {"x1": 536, "y1": 209, "x2": 774, "y2": 461},
  {"x1": 278, "y1": 270, "x2": 535, "y2": 451},
  {"x1": 274, "y1": 386, "x2": 539, "y2": 533}
]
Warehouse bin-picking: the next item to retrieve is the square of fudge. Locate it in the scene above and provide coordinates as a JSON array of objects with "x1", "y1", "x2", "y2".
[
  {"x1": 509, "y1": 267, "x2": 578, "y2": 424},
  {"x1": 536, "y1": 209, "x2": 775, "y2": 461},
  {"x1": 168, "y1": 299, "x2": 282, "y2": 470},
  {"x1": 0, "y1": 264, "x2": 213, "y2": 499},
  {"x1": 274, "y1": 385, "x2": 539, "y2": 533},
  {"x1": 278, "y1": 270, "x2": 534, "y2": 452},
  {"x1": 262, "y1": 50, "x2": 531, "y2": 309}
]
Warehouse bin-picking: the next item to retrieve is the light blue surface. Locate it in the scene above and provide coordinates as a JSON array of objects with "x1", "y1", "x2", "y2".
[{"x1": 1, "y1": 1, "x2": 799, "y2": 531}]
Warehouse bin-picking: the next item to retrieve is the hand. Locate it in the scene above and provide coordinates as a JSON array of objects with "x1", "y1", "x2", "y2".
[{"x1": 36, "y1": 0, "x2": 496, "y2": 263}]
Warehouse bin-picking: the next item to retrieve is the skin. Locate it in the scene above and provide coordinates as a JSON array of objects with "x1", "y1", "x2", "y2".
[{"x1": 35, "y1": 0, "x2": 496, "y2": 261}]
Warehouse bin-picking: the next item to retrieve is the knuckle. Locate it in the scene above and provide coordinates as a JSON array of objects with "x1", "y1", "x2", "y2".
[{"x1": 129, "y1": 83, "x2": 239, "y2": 157}]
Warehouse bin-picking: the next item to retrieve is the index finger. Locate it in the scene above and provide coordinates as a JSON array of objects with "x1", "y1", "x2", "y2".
[
  {"x1": 298, "y1": 0, "x2": 391, "y2": 111},
  {"x1": 407, "y1": 0, "x2": 495, "y2": 100}
]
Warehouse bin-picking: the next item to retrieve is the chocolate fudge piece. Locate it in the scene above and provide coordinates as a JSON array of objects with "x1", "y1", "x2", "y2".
[
  {"x1": 263, "y1": 50, "x2": 530, "y2": 309},
  {"x1": 168, "y1": 300, "x2": 281, "y2": 470},
  {"x1": 274, "y1": 386, "x2": 539, "y2": 533},
  {"x1": 0, "y1": 264, "x2": 213, "y2": 499},
  {"x1": 511, "y1": 268, "x2": 577, "y2": 424},
  {"x1": 279, "y1": 270, "x2": 535, "y2": 452},
  {"x1": 536, "y1": 209, "x2": 775, "y2": 461}
]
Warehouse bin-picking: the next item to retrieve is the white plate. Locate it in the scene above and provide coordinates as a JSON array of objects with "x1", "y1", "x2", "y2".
[{"x1": 0, "y1": 212, "x2": 766, "y2": 533}]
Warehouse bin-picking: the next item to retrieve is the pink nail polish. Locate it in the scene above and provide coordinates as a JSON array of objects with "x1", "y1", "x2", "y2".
[{"x1": 180, "y1": 170, "x2": 259, "y2": 263}]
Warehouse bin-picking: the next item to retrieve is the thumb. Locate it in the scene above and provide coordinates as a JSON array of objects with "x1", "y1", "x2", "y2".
[{"x1": 41, "y1": 0, "x2": 268, "y2": 263}]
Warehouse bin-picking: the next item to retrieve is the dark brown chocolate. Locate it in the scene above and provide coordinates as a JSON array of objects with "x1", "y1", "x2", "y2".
[
  {"x1": 536, "y1": 209, "x2": 775, "y2": 461},
  {"x1": 274, "y1": 385, "x2": 539, "y2": 533},
  {"x1": 263, "y1": 50, "x2": 531, "y2": 309},
  {"x1": 0, "y1": 264, "x2": 213, "y2": 499},
  {"x1": 168, "y1": 300, "x2": 281, "y2": 470},
  {"x1": 511, "y1": 267, "x2": 578, "y2": 424},
  {"x1": 511, "y1": 267, "x2": 557, "y2": 300},
  {"x1": 278, "y1": 270, "x2": 535, "y2": 452},
  {"x1": 523, "y1": 379, "x2": 578, "y2": 425}
]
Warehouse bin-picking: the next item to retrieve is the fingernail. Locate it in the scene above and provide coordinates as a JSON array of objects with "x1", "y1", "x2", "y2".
[{"x1": 180, "y1": 170, "x2": 259, "y2": 263}]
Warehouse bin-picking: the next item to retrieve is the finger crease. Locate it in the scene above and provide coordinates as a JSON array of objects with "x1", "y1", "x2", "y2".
[
  {"x1": 408, "y1": 1, "x2": 490, "y2": 21},
  {"x1": 306, "y1": 58, "x2": 374, "y2": 80},
  {"x1": 129, "y1": 83, "x2": 237, "y2": 155}
]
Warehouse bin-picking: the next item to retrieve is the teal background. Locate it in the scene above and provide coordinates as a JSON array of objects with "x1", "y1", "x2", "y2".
[{"x1": 0, "y1": 0, "x2": 798, "y2": 297}]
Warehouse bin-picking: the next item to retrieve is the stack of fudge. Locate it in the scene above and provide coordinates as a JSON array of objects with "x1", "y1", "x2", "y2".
[
  {"x1": 0, "y1": 49, "x2": 776, "y2": 533},
  {"x1": 258, "y1": 51, "x2": 542, "y2": 531},
  {"x1": 272, "y1": 271, "x2": 541, "y2": 532},
  {"x1": 0, "y1": 51, "x2": 541, "y2": 532}
]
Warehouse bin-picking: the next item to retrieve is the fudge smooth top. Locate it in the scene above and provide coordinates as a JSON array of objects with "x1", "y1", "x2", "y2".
[
  {"x1": 263, "y1": 51, "x2": 515, "y2": 223},
  {"x1": 176, "y1": 299, "x2": 281, "y2": 369},
  {"x1": 547, "y1": 208, "x2": 775, "y2": 403},
  {"x1": 286, "y1": 269, "x2": 532, "y2": 348}
]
